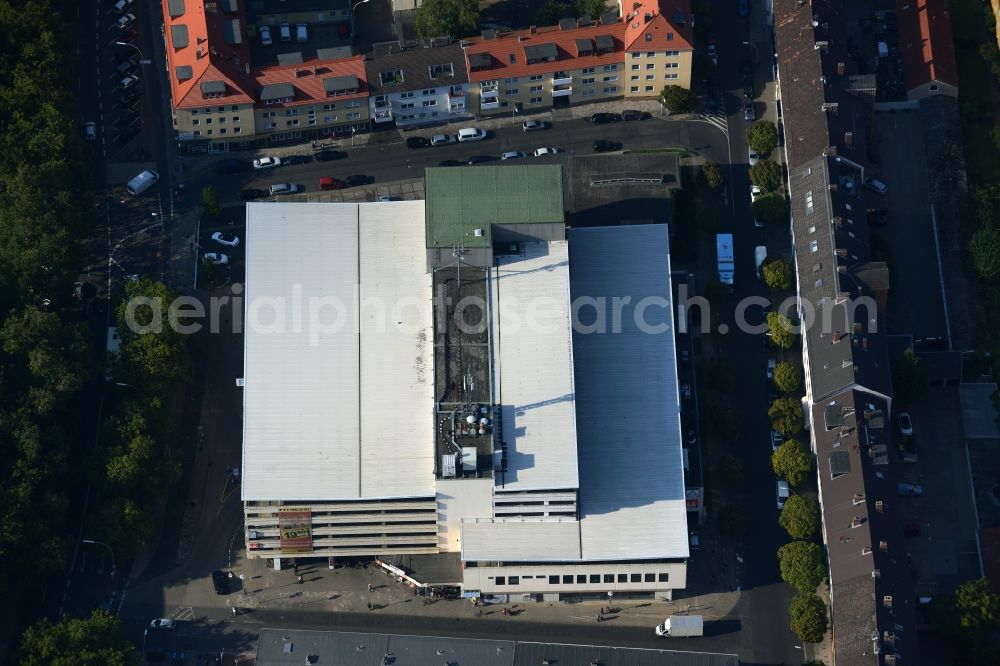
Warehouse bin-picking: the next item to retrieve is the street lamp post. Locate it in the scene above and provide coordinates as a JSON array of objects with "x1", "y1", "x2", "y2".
[
  {"x1": 82, "y1": 539, "x2": 117, "y2": 578},
  {"x1": 349, "y1": 0, "x2": 372, "y2": 39},
  {"x1": 114, "y1": 41, "x2": 151, "y2": 65}
]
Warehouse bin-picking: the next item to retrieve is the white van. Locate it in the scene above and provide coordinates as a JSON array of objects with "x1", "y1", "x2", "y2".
[
  {"x1": 279, "y1": 22, "x2": 291, "y2": 42},
  {"x1": 126, "y1": 170, "x2": 159, "y2": 196},
  {"x1": 755, "y1": 246, "x2": 767, "y2": 279},
  {"x1": 457, "y1": 127, "x2": 487, "y2": 142}
]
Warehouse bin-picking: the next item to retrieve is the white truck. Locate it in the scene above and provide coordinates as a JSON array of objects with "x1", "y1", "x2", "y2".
[
  {"x1": 655, "y1": 614, "x2": 704, "y2": 637},
  {"x1": 716, "y1": 234, "x2": 734, "y2": 287},
  {"x1": 755, "y1": 245, "x2": 767, "y2": 279}
]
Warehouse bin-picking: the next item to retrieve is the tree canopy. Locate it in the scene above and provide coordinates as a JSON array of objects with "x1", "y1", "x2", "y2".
[
  {"x1": 773, "y1": 361, "x2": 801, "y2": 394},
  {"x1": 892, "y1": 347, "x2": 929, "y2": 406},
  {"x1": 752, "y1": 193, "x2": 789, "y2": 227},
  {"x1": 779, "y1": 494, "x2": 820, "y2": 539},
  {"x1": 749, "y1": 160, "x2": 783, "y2": 192},
  {"x1": 789, "y1": 593, "x2": 829, "y2": 643},
  {"x1": 769, "y1": 396, "x2": 804, "y2": 437},
  {"x1": 18, "y1": 610, "x2": 134, "y2": 666},
  {"x1": 771, "y1": 438, "x2": 813, "y2": 486},
  {"x1": 777, "y1": 541, "x2": 826, "y2": 593},
  {"x1": 717, "y1": 504, "x2": 748, "y2": 539},
  {"x1": 702, "y1": 160, "x2": 724, "y2": 189},
  {"x1": 971, "y1": 224, "x2": 1000, "y2": 279},
  {"x1": 930, "y1": 578, "x2": 1000, "y2": 665},
  {"x1": 763, "y1": 256, "x2": 794, "y2": 290},
  {"x1": 201, "y1": 185, "x2": 221, "y2": 220},
  {"x1": 745, "y1": 120, "x2": 778, "y2": 154},
  {"x1": 415, "y1": 0, "x2": 479, "y2": 38},
  {"x1": 766, "y1": 310, "x2": 796, "y2": 349},
  {"x1": 661, "y1": 85, "x2": 695, "y2": 114}
]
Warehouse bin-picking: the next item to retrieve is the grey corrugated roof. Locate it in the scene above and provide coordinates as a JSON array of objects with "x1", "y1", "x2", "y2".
[
  {"x1": 222, "y1": 18, "x2": 242, "y2": 45},
  {"x1": 365, "y1": 43, "x2": 468, "y2": 94},
  {"x1": 469, "y1": 52, "x2": 492, "y2": 69},
  {"x1": 199, "y1": 80, "x2": 226, "y2": 95},
  {"x1": 317, "y1": 45, "x2": 353, "y2": 61},
  {"x1": 575, "y1": 37, "x2": 593, "y2": 55},
  {"x1": 323, "y1": 75, "x2": 359, "y2": 93},
  {"x1": 175, "y1": 65, "x2": 193, "y2": 81},
  {"x1": 259, "y1": 82, "x2": 294, "y2": 101},
  {"x1": 167, "y1": 0, "x2": 184, "y2": 17},
  {"x1": 595, "y1": 33, "x2": 615, "y2": 51},
  {"x1": 276, "y1": 52, "x2": 303, "y2": 65},
  {"x1": 524, "y1": 42, "x2": 558, "y2": 61},
  {"x1": 170, "y1": 24, "x2": 189, "y2": 49},
  {"x1": 558, "y1": 18, "x2": 576, "y2": 30}
]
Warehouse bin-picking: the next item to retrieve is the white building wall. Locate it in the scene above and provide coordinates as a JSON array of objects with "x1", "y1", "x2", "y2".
[
  {"x1": 463, "y1": 561, "x2": 687, "y2": 597},
  {"x1": 370, "y1": 84, "x2": 470, "y2": 128}
]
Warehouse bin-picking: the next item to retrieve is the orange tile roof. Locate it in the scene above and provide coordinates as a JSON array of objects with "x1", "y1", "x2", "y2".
[
  {"x1": 251, "y1": 56, "x2": 368, "y2": 108},
  {"x1": 162, "y1": 0, "x2": 256, "y2": 109},
  {"x1": 463, "y1": 21, "x2": 625, "y2": 83},
  {"x1": 896, "y1": 0, "x2": 958, "y2": 90},
  {"x1": 621, "y1": 0, "x2": 693, "y2": 52}
]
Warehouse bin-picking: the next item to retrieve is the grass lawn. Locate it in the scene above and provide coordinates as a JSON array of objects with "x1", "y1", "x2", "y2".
[{"x1": 950, "y1": 0, "x2": 1000, "y2": 186}]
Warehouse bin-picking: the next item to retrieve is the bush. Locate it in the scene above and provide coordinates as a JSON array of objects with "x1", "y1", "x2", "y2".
[
  {"x1": 661, "y1": 85, "x2": 695, "y2": 114},
  {"x1": 415, "y1": 0, "x2": 479, "y2": 38},
  {"x1": 769, "y1": 397, "x2": 804, "y2": 438},
  {"x1": 749, "y1": 160, "x2": 783, "y2": 192},
  {"x1": 19, "y1": 610, "x2": 133, "y2": 666},
  {"x1": 753, "y1": 192, "x2": 789, "y2": 227},
  {"x1": 777, "y1": 541, "x2": 826, "y2": 593},
  {"x1": 780, "y1": 495, "x2": 820, "y2": 539},
  {"x1": 201, "y1": 185, "x2": 221, "y2": 220},
  {"x1": 971, "y1": 224, "x2": 1000, "y2": 279},
  {"x1": 763, "y1": 256, "x2": 794, "y2": 290},
  {"x1": 773, "y1": 361, "x2": 801, "y2": 394},
  {"x1": 745, "y1": 120, "x2": 779, "y2": 154},
  {"x1": 702, "y1": 160, "x2": 724, "y2": 189},
  {"x1": 789, "y1": 593, "x2": 829, "y2": 643},
  {"x1": 771, "y1": 439, "x2": 813, "y2": 486}
]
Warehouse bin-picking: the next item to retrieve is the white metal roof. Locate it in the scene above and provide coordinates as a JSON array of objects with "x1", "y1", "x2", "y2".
[
  {"x1": 569, "y1": 226, "x2": 690, "y2": 560},
  {"x1": 460, "y1": 519, "x2": 582, "y2": 561},
  {"x1": 489, "y1": 241, "x2": 579, "y2": 491},
  {"x1": 241, "y1": 202, "x2": 435, "y2": 501}
]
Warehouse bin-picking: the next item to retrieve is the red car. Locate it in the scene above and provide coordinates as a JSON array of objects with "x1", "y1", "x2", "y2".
[
  {"x1": 337, "y1": 22, "x2": 349, "y2": 37},
  {"x1": 320, "y1": 177, "x2": 345, "y2": 190}
]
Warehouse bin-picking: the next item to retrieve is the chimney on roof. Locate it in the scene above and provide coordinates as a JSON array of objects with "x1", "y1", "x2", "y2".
[
  {"x1": 844, "y1": 131, "x2": 854, "y2": 145},
  {"x1": 530, "y1": 25, "x2": 537, "y2": 34},
  {"x1": 872, "y1": 569, "x2": 881, "y2": 578},
  {"x1": 853, "y1": 493, "x2": 865, "y2": 505},
  {"x1": 837, "y1": 62, "x2": 845, "y2": 75},
  {"x1": 876, "y1": 500, "x2": 884, "y2": 511},
  {"x1": 815, "y1": 40, "x2": 829, "y2": 49},
  {"x1": 851, "y1": 516, "x2": 865, "y2": 528},
  {"x1": 833, "y1": 331, "x2": 842, "y2": 342},
  {"x1": 644, "y1": 12, "x2": 652, "y2": 22}
]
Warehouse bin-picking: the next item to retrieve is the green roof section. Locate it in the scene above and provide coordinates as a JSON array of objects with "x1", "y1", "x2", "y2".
[{"x1": 425, "y1": 165, "x2": 565, "y2": 248}]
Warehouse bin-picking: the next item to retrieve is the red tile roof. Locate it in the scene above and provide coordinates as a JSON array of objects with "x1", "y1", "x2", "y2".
[
  {"x1": 252, "y1": 56, "x2": 368, "y2": 108},
  {"x1": 621, "y1": 0, "x2": 693, "y2": 52},
  {"x1": 462, "y1": 21, "x2": 625, "y2": 83},
  {"x1": 896, "y1": 0, "x2": 958, "y2": 90}
]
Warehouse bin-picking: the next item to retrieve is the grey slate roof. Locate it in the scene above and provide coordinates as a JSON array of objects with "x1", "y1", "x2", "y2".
[
  {"x1": 170, "y1": 24, "x2": 189, "y2": 49},
  {"x1": 259, "y1": 82, "x2": 294, "y2": 101},
  {"x1": 524, "y1": 42, "x2": 559, "y2": 62},
  {"x1": 199, "y1": 80, "x2": 226, "y2": 95},
  {"x1": 316, "y1": 46, "x2": 354, "y2": 61},
  {"x1": 323, "y1": 75, "x2": 360, "y2": 94},
  {"x1": 276, "y1": 52, "x2": 303, "y2": 66},
  {"x1": 364, "y1": 43, "x2": 468, "y2": 95},
  {"x1": 175, "y1": 65, "x2": 193, "y2": 81},
  {"x1": 167, "y1": 0, "x2": 184, "y2": 17}
]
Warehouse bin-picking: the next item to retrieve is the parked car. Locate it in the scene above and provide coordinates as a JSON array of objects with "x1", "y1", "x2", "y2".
[
  {"x1": 240, "y1": 188, "x2": 267, "y2": 201},
  {"x1": 438, "y1": 159, "x2": 464, "y2": 167},
  {"x1": 750, "y1": 184, "x2": 762, "y2": 204},
  {"x1": 457, "y1": 127, "x2": 487, "y2": 142},
  {"x1": 268, "y1": 182, "x2": 301, "y2": 195},
  {"x1": 621, "y1": 109, "x2": 643, "y2": 121},
  {"x1": 590, "y1": 112, "x2": 621, "y2": 124},
  {"x1": 406, "y1": 136, "x2": 431, "y2": 149},
  {"x1": 467, "y1": 155, "x2": 494, "y2": 165},
  {"x1": 501, "y1": 151, "x2": 525, "y2": 160},
  {"x1": 315, "y1": 150, "x2": 347, "y2": 161},
  {"x1": 279, "y1": 22, "x2": 291, "y2": 42},
  {"x1": 296, "y1": 23, "x2": 308, "y2": 43},
  {"x1": 748, "y1": 147, "x2": 760, "y2": 166},
  {"x1": 744, "y1": 102, "x2": 755, "y2": 121},
  {"x1": 897, "y1": 482, "x2": 924, "y2": 497},
  {"x1": 149, "y1": 618, "x2": 176, "y2": 630},
  {"x1": 259, "y1": 25, "x2": 272, "y2": 46},
  {"x1": 898, "y1": 411, "x2": 913, "y2": 437},
  {"x1": 253, "y1": 156, "x2": 281, "y2": 170},
  {"x1": 593, "y1": 139, "x2": 623, "y2": 152},
  {"x1": 114, "y1": 0, "x2": 133, "y2": 12},
  {"x1": 533, "y1": 147, "x2": 559, "y2": 157},
  {"x1": 84, "y1": 122, "x2": 96, "y2": 141},
  {"x1": 211, "y1": 232, "x2": 240, "y2": 247},
  {"x1": 319, "y1": 176, "x2": 345, "y2": 190},
  {"x1": 522, "y1": 119, "x2": 547, "y2": 132},
  {"x1": 120, "y1": 74, "x2": 139, "y2": 90},
  {"x1": 707, "y1": 37, "x2": 718, "y2": 65},
  {"x1": 864, "y1": 175, "x2": 888, "y2": 194},
  {"x1": 770, "y1": 430, "x2": 783, "y2": 451},
  {"x1": 776, "y1": 480, "x2": 790, "y2": 509},
  {"x1": 116, "y1": 12, "x2": 135, "y2": 30},
  {"x1": 202, "y1": 253, "x2": 230, "y2": 266},
  {"x1": 345, "y1": 174, "x2": 373, "y2": 187},
  {"x1": 430, "y1": 134, "x2": 456, "y2": 146},
  {"x1": 282, "y1": 154, "x2": 312, "y2": 166},
  {"x1": 379, "y1": 195, "x2": 393, "y2": 202}
]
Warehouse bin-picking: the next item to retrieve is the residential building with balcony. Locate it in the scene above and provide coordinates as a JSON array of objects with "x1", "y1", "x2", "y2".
[
  {"x1": 461, "y1": 14, "x2": 626, "y2": 115},
  {"x1": 162, "y1": 0, "x2": 368, "y2": 151},
  {"x1": 618, "y1": 0, "x2": 694, "y2": 97},
  {"x1": 364, "y1": 42, "x2": 470, "y2": 128}
]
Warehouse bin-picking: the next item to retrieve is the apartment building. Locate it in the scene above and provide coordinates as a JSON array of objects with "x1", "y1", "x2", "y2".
[
  {"x1": 619, "y1": 0, "x2": 694, "y2": 97},
  {"x1": 162, "y1": 0, "x2": 368, "y2": 151},
  {"x1": 364, "y1": 42, "x2": 470, "y2": 128},
  {"x1": 461, "y1": 15, "x2": 627, "y2": 116}
]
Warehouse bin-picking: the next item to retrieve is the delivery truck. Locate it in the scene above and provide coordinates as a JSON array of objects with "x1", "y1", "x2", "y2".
[
  {"x1": 716, "y1": 234, "x2": 734, "y2": 287},
  {"x1": 655, "y1": 614, "x2": 704, "y2": 637}
]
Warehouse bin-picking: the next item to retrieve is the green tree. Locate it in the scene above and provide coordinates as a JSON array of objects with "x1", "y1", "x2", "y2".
[
  {"x1": 753, "y1": 192, "x2": 789, "y2": 227},
  {"x1": 769, "y1": 397, "x2": 804, "y2": 438},
  {"x1": 763, "y1": 256, "x2": 794, "y2": 290},
  {"x1": 719, "y1": 454, "x2": 744, "y2": 489},
  {"x1": 773, "y1": 361, "x2": 801, "y2": 394},
  {"x1": 19, "y1": 610, "x2": 134, "y2": 666},
  {"x1": 115, "y1": 278, "x2": 191, "y2": 399},
  {"x1": 201, "y1": 185, "x2": 221, "y2": 220},
  {"x1": 717, "y1": 504, "x2": 747, "y2": 539},
  {"x1": 971, "y1": 224, "x2": 1000, "y2": 279},
  {"x1": 576, "y1": 0, "x2": 607, "y2": 17},
  {"x1": 745, "y1": 120, "x2": 778, "y2": 154},
  {"x1": 702, "y1": 160, "x2": 724, "y2": 189},
  {"x1": 779, "y1": 495, "x2": 819, "y2": 539},
  {"x1": 930, "y1": 578, "x2": 1000, "y2": 665},
  {"x1": 771, "y1": 439, "x2": 813, "y2": 486},
  {"x1": 415, "y1": 0, "x2": 479, "y2": 38},
  {"x1": 891, "y1": 347, "x2": 928, "y2": 406},
  {"x1": 661, "y1": 85, "x2": 694, "y2": 114},
  {"x1": 538, "y1": 0, "x2": 567, "y2": 24},
  {"x1": 749, "y1": 160, "x2": 783, "y2": 192},
  {"x1": 766, "y1": 310, "x2": 796, "y2": 349},
  {"x1": 777, "y1": 541, "x2": 826, "y2": 593},
  {"x1": 789, "y1": 593, "x2": 829, "y2": 643}
]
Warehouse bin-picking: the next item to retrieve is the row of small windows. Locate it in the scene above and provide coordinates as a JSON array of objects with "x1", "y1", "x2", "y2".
[
  {"x1": 630, "y1": 51, "x2": 681, "y2": 58},
  {"x1": 491, "y1": 572, "x2": 670, "y2": 586}
]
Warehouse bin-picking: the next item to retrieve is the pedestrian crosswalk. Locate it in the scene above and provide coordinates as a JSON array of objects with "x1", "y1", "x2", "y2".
[{"x1": 700, "y1": 110, "x2": 729, "y2": 132}]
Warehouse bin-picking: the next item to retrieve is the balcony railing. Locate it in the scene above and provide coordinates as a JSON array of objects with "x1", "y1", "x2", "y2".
[
  {"x1": 373, "y1": 98, "x2": 391, "y2": 108},
  {"x1": 480, "y1": 95, "x2": 500, "y2": 110},
  {"x1": 552, "y1": 73, "x2": 572, "y2": 85},
  {"x1": 373, "y1": 109, "x2": 393, "y2": 123},
  {"x1": 552, "y1": 85, "x2": 572, "y2": 97}
]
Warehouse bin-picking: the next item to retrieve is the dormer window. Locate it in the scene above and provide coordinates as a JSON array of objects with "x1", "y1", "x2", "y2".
[
  {"x1": 428, "y1": 63, "x2": 454, "y2": 79},
  {"x1": 200, "y1": 80, "x2": 226, "y2": 99},
  {"x1": 379, "y1": 69, "x2": 403, "y2": 86}
]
